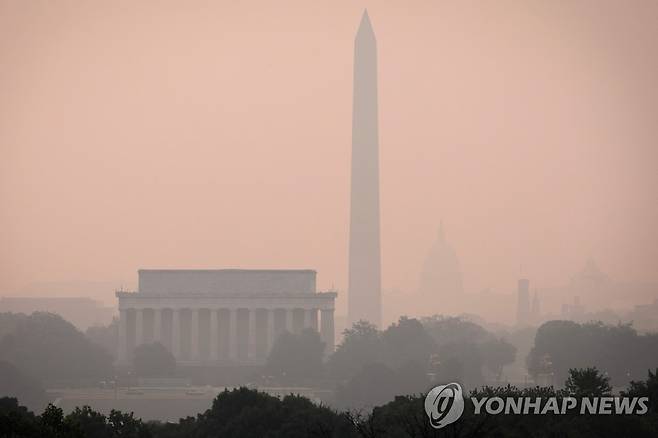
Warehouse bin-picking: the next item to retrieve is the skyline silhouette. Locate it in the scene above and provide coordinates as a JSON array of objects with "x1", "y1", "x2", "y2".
[
  {"x1": 1, "y1": 4, "x2": 657, "y2": 434},
  {"x1": 1, "y1": 2, "x2": 657, "y2": 323}
]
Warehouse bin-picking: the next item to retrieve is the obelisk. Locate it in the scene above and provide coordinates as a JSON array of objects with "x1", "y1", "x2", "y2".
[{"x1": 348, "y1": 10, "x2": 381, "y2": 328}]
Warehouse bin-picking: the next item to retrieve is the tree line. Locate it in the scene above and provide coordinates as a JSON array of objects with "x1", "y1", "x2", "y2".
[
  {"x1": 1, "y1": 367, "x2": 657, "y2": 437},
  {"x1": 2, "y1": 311, "x2": 658, "y2": 412}
]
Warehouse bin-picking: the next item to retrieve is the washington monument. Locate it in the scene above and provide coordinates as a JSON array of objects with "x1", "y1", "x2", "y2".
[{"x1": 348, "y1": 10, "x2": 382, "y2": 328}]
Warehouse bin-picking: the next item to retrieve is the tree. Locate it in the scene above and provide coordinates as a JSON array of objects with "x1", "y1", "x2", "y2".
[
  {"x1": 622, "y1": 368, "x2": 658, "y2": 413},
  {"x1": 0, "y1": 361, "x2": 46, "y2": 412},
  {"x1": 39, "y1": 404, "x2": 81, "y2": 437},
  {"x1": 480, "y1": 338, "x2": 516, "y2": 382},
  {"x1": 107, "y1": 410, "x2": 152, "y2": 438},
  {"x1": 0, "y1": 312, "x2": 27, "y2": 340},
  {"x1": 565, "y1": 367, "x2": 612, "y2": 397},
  {"x1": 432, "y1": 341, "x2": 485, "y2": 388},
  {"x1": 335, "y1": 361, "x2": 430, "y2": 410},
  {"x1": 381, "y1": 317, "x2": 436, "y2": 369},
  {"x1": 0, "y1": 312, "x2": 112, "y2": 383},
  {"x1": 133, "y1": 342, "x2": 175, "y2": 377},
  {"x1": 155, "y1": 387, "x2": 356, "y2": 437},
  {"x1": 327, "y1": 321, "x2": 383, "y2": 381},
  {"x1": 0, "y1": 398, "x2": 154, "y2": 438},
  {"x1": 265, "y1": 329, "x2": 325, "y2": 383},
  {"x1": 336, "y1": 363, "x2": 399, "y2": 409},
  {"x1": 85, "y1": 318, "x2": 118, "y2": 360},
  {"x1": 66, "y1": 406, "x2": 113, "y2": 438},
  {"x1": 527, "y1": 320, "x2": 658, "y2": 387},
  {"x1": 2, "y1": 384, "x2": 658, "y2": 438},
  {"x1": 0, "y1": 397, "x2": 40, "y2": 437},
  {"x1": 422, "y1": 315, "x2": 510, "y2": 388},
  {"x1": 330, "y1": 316, "x2": 514, "y2": 393},
  {"x1": 421, "y1": 315, "x2": 490, "y2": 348},
  {"x1": 394, "y1": 360, "x2": 430, "y2": 399}
]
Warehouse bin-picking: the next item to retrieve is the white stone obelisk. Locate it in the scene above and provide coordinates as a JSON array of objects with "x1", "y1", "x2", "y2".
[{"x1": 348, "y1": 10, "x2": 382, "y2": 328}]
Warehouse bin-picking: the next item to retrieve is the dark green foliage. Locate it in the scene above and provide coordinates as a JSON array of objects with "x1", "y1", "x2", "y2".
[
  {"x1": 622, "y1": 368, "x2": 658, "y2": 413},
  {"x1": 432, "y1": 341, "x2": 485, "y2": 387},
  {"x1": 382, "y1": 317, "x2": 437, "y2": 369},
  {"x1": 266, "y1": 329, "x2": 325, "y2": 383},
  {"x1": 422, "y1": 315, "x2": 516, "y2": 388},
  {"x1": 336, "y1": 362, "x2": 400, "y2": 409},
  {"x1": 480, "y1": 337, "x2": 517, "y2": 381},
  {"x1": 38, "y1": 404, "x2": 80, "y2": 437},
  {"x1": 85, "y1": 318, "x2": 118, "y2": 360},
  {"x1": 331, "y1": 316, "x2": 517, "y2": 409},
  {"x1": 154, "y1": 387, "x2": 356, "y2": 438},
  {"x1": 347, "y1": 375, "x2": 658, "y2": 438},
  {"x1": 0, "y1": 398, "x2": 152, "y2": 438},
  {"x1": 106, "y1": 410, "x2": 152, "y2": 438},
  {"x1": 2, "y1": 375, "x2": 658, "y2": 438},
  {"x1": 133, "y1": 342, "x2": 175, "y2": 377},
  {"x1": 565, "y1": 366, "x2": 612, "y2": 397},
  {"x1": 0, "y1": 313, "x2": 27, "y2": 341},
  {"x1": 421, "y1": 315, "x2": 490, "y2": 347},
  {"x1": 0, "y1": 397, "x2": 40, "y2": 437},
  {"x1": 329, "y1": 316, "x2": 506, "y2": 387},
  {"x1": 0, "y1": 312, "x2": 112, "y2": 383},
  {"x1": 335, "y1": 361, "x2": 429, "y2": 410},
  {"x1": 66, "y1": 406, "x2": 113, "y2": 438},
  {"x1": 327, "y1": 320, "x2": 383, "y2": 381},
  {"x1": 527, "y1": 320, "x2": 658, "y2": 387},
  {"x1": 330, "y1": 317, "x2": 436, "y2": 409},
  {"x1": 0, "y1": 361, "x2": 46, "y2": 412}
]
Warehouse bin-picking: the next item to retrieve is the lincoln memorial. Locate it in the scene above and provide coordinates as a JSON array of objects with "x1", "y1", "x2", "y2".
[{"x1": 116, "y1": 269, "x2": 336, "y2": 366}]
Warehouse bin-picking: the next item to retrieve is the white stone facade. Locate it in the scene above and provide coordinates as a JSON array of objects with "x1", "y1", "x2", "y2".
[{"x1": 116, "y1": 270, "x2": 336, "y2": 366}]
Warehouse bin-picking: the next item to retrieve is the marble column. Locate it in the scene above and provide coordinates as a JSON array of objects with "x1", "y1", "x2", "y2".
[
  {"x1": 118, "y1": 309, "x2": 128, "y2": 363},
  {"x1": 320, "y1": 309, "x2": 335, "y2": 356},
  {"x1": 229, "y1": 308, "x2": 237, "y2": 361},
  {"x1": 285, "y1": 308, "x2": 293, "y2": 333},
  {"x1": 267, "y1": 309, "x2": 275, "y2": 353},
  {"x1": 310, "y1": 308, "x2": 319, "y2": 331},
  {"x1": 135, "y1": 308, "x2": 144, "y2": 347},
  {"x1": 172, "y1": 309, "x2": 181, "y2": 360},
  {"x1": 191, "y1": 308, "x2": 199, "y2": 361},
  {"x1": 153, "y1": 308, "x2": 162, "y2": 343},
  {"x1": 248, "y1": 309, "x2": 256, "y2": 360},
  {"x1": 303, "y1": 308, "x2": 312, "y2": 329},
  {"x1": 210, "y1": 309, "x2": 219, "y2": 361}
]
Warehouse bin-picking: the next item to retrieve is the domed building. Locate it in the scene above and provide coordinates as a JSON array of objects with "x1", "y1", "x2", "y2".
[
  {"x1": 569, "y1": 258, "x2": 610, "y2": 295},
  {"x1": 418, "y1": 222, "x2": 464, "y2": 313}
]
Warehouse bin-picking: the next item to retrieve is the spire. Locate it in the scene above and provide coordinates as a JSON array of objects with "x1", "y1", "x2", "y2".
[
  {"x1": 356, "y1": 9, "x2": 375, "y2": 41},
  {"x1": 438, "y1": 220, "x2": 445, "y2": 242}
]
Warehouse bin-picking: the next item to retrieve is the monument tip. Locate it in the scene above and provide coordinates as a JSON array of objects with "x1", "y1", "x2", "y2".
[{"x1": 358, "y1": 9, "x2": 374, "y2": 35}]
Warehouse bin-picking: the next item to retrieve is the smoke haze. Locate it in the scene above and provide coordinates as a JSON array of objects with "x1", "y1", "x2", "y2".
[{"x1": 2, "y1": 1, "x2": 657, "y2": 320}]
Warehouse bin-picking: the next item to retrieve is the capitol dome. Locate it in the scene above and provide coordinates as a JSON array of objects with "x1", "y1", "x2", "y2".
[{"x1": 418, "y1": 222, "x2": 464, "y2": 307}]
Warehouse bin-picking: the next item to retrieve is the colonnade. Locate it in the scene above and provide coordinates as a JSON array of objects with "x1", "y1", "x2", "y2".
[{"x1": 117, "y1": 306, "x2": 334, "y2": 365}]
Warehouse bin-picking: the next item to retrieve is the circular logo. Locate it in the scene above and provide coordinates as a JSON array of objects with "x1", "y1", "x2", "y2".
[{"x1": 424, "y1": 382, "x2": 465, "y2": 429}]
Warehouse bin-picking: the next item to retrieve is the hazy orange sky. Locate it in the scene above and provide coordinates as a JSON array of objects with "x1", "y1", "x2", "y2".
[{"x1": 2, "y1": 1, "x2": 657, "y2": 316}]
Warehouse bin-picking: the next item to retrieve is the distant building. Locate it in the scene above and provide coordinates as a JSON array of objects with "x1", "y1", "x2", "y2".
[
  {"x1": 629, "y1": 299, "x2": 658, "y2": 333},
  {"x1": 116, "y1": 269, "x2": 336, "y2": 366},
  {"x1": 418, "y1": 223, "x2": 464, "y2": 314},
  {"x1": 561, "y1": 296, "x2": 585, "y2": 319},
  {"x1": 0, "y1": 296, "x2": 114, "y2": 330},
  {"x1": 531, "y1": 291, "x2": 541, "y2": 323},
  {"x1": 569, "y1": 259, "x2": 611, "y2": 302},
  {"x1": 516, "y1": 279, "x2": 530, "y2": 326}
]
